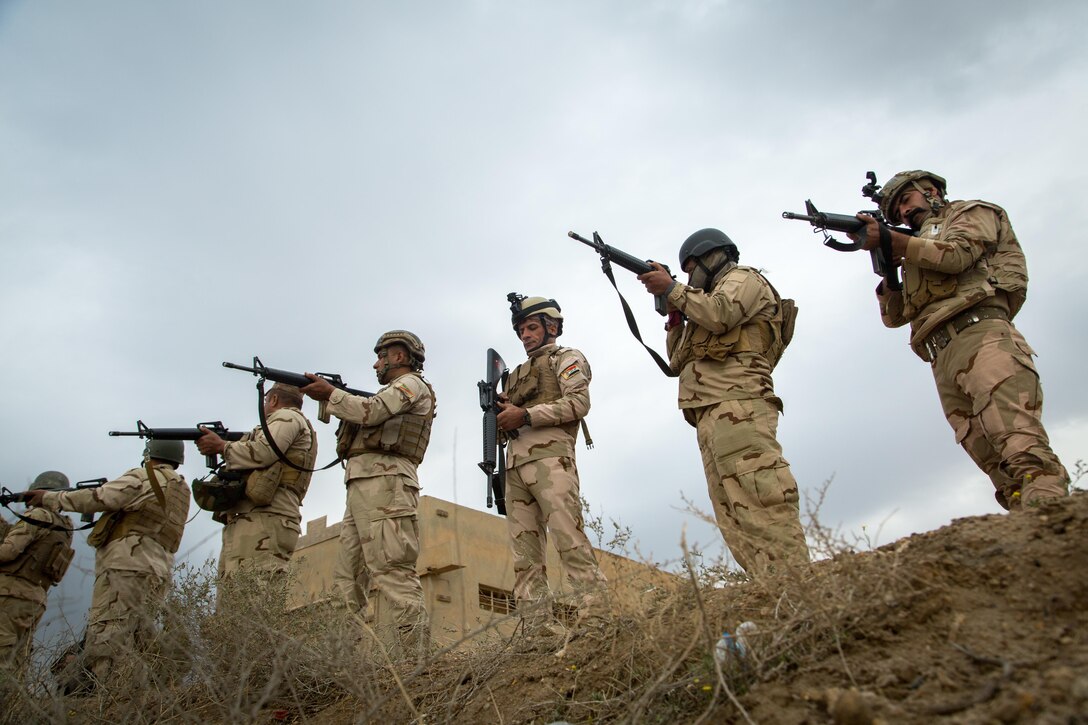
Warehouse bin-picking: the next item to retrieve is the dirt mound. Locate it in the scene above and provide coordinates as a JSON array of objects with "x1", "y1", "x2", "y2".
[{"x1": 328, "y1": 492, "x2": 1088, "y2": 724}]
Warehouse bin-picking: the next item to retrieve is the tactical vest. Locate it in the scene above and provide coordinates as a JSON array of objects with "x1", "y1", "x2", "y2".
[
  {"x1": 505, "y1": 348, "x2": 580, "y2": 439},
  {"x1": 0, "y1": 510, "x2": 74, "y2": 588},
  {"x1": 336, "y1": 375, "x2": 435, "y2": 465},
  {"x1": 681, "y1": 266, "x2": 793, "y2": 367},
  {"x1": 902, "y1": 201, "x2": 1028, "y2": 320},
  {"x1": 245, "y1": 412, "x2": 319, "y2": 505},
  {"x1": 89, "y1": 468, "x2": 190, "y2": 554}
]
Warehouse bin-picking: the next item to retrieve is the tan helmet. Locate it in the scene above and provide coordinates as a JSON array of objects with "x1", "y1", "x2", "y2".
[
  {"x1": 508, "y1": 292, "x2": 563, "y2": 328},
  {"x1": 879, "y1": 170, "x2": 947, "y2": 225},
  {"x1": 31, "y1": 470, "x2": 70, "y2": 491},
  {"x1": 374, "y1": 330, "x2": 426, "y2": 371}
]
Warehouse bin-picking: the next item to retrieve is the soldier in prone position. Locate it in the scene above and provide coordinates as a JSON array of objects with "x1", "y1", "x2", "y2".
[
  {"x1": 497, "y1": 295, "x2": 608, "y2": 642},
  {"x1": 640, "y1": 229, "x2": 810, "y2": 575},
  {"x1": 26, "y1": 441, "x2": 190, "y2": 685},
  {"x1": 300, "y1": 331, "x2": 434, "y2": 643},
  {"x1": 0, "y1": 472, "x2": 75, "y2": 673},
  {"x1": 850, "y1": 170, "x2": 1069, "y2": 509},
  {"x1": 195, "y1": 383, "x2": 317, "y2": 581}
]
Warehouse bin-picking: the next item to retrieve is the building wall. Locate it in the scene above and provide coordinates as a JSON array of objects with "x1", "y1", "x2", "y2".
[{"x1": 290, "y1": 495, "x2": 673, "y2": 645}]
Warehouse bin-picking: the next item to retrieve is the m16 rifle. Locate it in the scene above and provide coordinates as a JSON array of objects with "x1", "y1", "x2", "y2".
[
  {"x1": 1, "y1": 478, "x2": 107, "y2": 529},
  {"x1": 569, "y1": 230, "x2": 677, "y2": 376},
  {"x1": 782, "y1": 171, "x2": 912, "y2": 291},
  {"x1": 109, "y1": 420, "x2": 245, "y2": 471},
  {"x1": 223, "y1": 356, "x2": 373, "y2": 425},
  {"x1": 477, "y1": 348, "x2": 514, "y2": 516}
]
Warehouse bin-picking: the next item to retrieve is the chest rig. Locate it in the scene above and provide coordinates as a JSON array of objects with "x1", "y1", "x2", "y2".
[{"x1": 336, "y1": 375, "x2": 436, "y2": 465}]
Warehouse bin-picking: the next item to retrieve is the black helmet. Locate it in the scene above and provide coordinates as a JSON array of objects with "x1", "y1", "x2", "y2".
[{"x1": 679, "y1": 228, "x2": 739, "y2": 268}]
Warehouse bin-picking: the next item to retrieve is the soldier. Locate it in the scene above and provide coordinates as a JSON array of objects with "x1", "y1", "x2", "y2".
[
  {"x1": 26, "y1": 441, "x2": 190, "y2": 684},
  {"x1": 850, "y1": 170, "x2": 1069, "y2": 509},
  {"x1": 299, "y1": 331, "x2": 434, "y2": 643},
  {"x1": 194, "y1": 383, "x2": 317, "y2": 581},
  {"x1": 639, "y1": 230, "x2": 810, "y2": 575},
  {"x1": 497, "y1": 294, "x2": 608, "y2": 641},
  {"x1": 0, "y1": 471, "x2": 75, "y2": 672}
]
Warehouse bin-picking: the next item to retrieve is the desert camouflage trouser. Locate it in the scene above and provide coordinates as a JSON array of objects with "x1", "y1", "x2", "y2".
[
  {"x1": 219, "y1": 511, "x2": 301, "y2": 579},
  {"x1": 507, "y1": 456, "x2": 607, "y2": 628},
  {"x1": 334, "y1": 475, "x2": 426, "y2": 628},
  {"x1": 85, "y1": 569, "x2": 166, "y2": 682},
  {"x1": 694, "y1": 397, "x2": 810, "y2": 575},
  {"x1": 932, "y1": 319, "x2": 1069, "y2": 509},
  {"x1": 0, "y1": 595, "x2": 45, "y2": 673}
]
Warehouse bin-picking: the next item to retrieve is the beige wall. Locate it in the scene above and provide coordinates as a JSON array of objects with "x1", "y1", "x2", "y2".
[{"x1": 291, "y1": 495, "x2": 674, "y2": 645}]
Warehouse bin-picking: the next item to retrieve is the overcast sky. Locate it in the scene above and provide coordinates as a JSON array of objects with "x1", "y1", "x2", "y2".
[{"x1": 3, "y1": 0, "x2": 1086, "y2": 644}]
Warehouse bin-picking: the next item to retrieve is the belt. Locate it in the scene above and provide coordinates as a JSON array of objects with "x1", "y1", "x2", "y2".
[{"x1": 922, "y1": 306, "x2": 1009, "y2": 362}]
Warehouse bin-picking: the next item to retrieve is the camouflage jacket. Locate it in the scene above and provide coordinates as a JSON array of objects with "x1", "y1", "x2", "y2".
[
  {"x1": 0, "y1": 507, "x2": 73, "y2": 605},
  {"x1": 875, "y1": 200, "x2": 1026, "y2": 359},
  {"x1": 44, "y1": 465, "x2": 189, "y2": 579},
  {"x1": 326, "y1": 372, "x2": 435, "y2": 485},
  {"x1": 504, "y1": 344, "x2": 591, "y2": 468},
  {"x1": 221, "y1": 406, "x2": 316, "y2": 522},
  {"x1": 666, "y1": 265, "x2": 781, "y2": 411}
]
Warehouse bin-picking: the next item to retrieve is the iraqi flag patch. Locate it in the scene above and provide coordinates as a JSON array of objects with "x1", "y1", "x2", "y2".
[
  {"x1": 560, "y1": 362, "x2": 582, "y2": 380},
  {"x1": 394, "y1": 383, "x2": 416, "y2": 400}
]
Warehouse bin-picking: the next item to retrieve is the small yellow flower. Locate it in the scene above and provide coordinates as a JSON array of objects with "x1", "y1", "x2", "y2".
[{"x1": 701, "y1": 685, "x2": 712, "y2": 692}]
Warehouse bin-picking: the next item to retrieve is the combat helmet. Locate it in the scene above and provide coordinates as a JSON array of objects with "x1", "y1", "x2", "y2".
[
  {"x1": 144, "y1": 439, "x2": 185, "y2": 466},
  {"x1": 374, "y1": 330, "x2": 426, "y2": 371},
  {"x1": 31, "y1": 470, "x2": 70, "y2": 491},
  {"x1": 680, "y1": 228, "x2": 739, "y2": 292},
  {"x1": 192, "y1": 474, "x2": 245, "y2": 512},
  {"x1": 508, "y1": 293, "x2": 563, "y2": 334},
  {"x1": 679, "y1": 228, "x2": 739, "y2": 269},
  {"x1": 879, "y1": 170, "x2": 947, "y2": 225}
]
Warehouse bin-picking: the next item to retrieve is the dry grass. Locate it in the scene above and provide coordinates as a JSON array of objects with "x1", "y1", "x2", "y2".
[{"x1": 8, "y1": 486, "x2": 1082, "y2": 723}]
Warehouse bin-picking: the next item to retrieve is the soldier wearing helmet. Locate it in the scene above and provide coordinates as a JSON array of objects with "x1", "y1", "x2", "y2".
[
  {"x1": 0, "y1": 471, "x2": 75, "y2": 672},
  {"x1": 639, "y1": 229, "x2": 809, "y2": 575},
  {"x1": 195, "y1": 382, "x2": 318, "y2": 583},
  {"x1": 849, "y1": 169, "x2": 1069, "y2": 509},
  {"x1": 496, "y1": 293, "x2": 608, "y2": 643},
  {"x1": 300, "y1": 330, "x2": 435, "y2": 652},
  {"x1": 26, "y1": 442, "x2": 190, "y2": 684}
]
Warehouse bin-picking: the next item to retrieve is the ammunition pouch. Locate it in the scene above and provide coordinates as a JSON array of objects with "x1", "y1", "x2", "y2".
[{"x1": 86, "y1": 511, "x2": 122, "y2": 548}]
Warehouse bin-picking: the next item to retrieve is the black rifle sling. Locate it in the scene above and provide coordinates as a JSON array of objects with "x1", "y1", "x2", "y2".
[
  {"x1": 599, "y1": 259, "x2": 678, "y2": 378},
  {"x1": 878, "y1": 225, "x2": 903, "y2": 291},
  {"x1": 2, "y1": 503, "x2": 93, "y2": 532},
  {"x1": 255, "y1": 378, "x2": 343, "y2": 473}
]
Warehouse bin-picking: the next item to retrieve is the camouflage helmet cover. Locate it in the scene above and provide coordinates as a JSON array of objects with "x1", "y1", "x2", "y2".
[
  {"x1": 879, "y1": 170, "x2": 947, "y2": 224},
  {"x1": 145, "y1": 439, "x2": 185, "y2": 466},
  {"x1": 31, "y1": 470, "x2": 70, "y2": 491},
  {"x1": 374, "y1": 330, "x2": 426, "y2": 369},
  {"x1": 679, "y1": 228, "x2": 739, "y2": 268}
]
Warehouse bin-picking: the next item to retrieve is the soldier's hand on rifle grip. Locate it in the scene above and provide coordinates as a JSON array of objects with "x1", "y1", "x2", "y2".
[
  {"x1": 299, "y1": 373, "x2": 335, "y2": 401},
  {"x1": 638, "y1": 262, "x2": 675, "y2": 297},
  {"x1": 495, "y1": 401, "x2": 528, "y2": 432},
  {"x1": 850, "y1": 213, "x2": 880, "y2": 250},
  {"x1": 195, "y1": 426, "x2": 227, "y2": 456}
]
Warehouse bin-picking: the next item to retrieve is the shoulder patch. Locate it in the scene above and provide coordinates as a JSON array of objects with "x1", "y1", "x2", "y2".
[
  {"x1": 394, "y1": 383, "x2": 416, "y2": 400},
  {"x1": 560, "y1": 362, "x2": 582, "y2": 380}
]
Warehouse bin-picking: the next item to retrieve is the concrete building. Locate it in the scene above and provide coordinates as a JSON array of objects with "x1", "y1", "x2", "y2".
[{"x1": 290, "y1": 495, "x2": 673, "y2": 645}]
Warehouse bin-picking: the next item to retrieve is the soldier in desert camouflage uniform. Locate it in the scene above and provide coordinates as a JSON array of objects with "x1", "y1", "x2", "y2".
[
  {"x1": 195, "y1": 383, "x2": 317, "y2": 580},
  {"x1": 640, "y1": 230, "x2": 810, "y2": 575},
  {"x1": 497, "y1": 295, "x2": 608, "y2": 639},
  {"x1": 850, "y1": 170, "x2": 1069, "y2": 509},
  {"x1": 0, "y1": 471, "x2": 75, "y2": 672},
  {"x1": 26, "y1": 441, "x2": 190, "y2": 683},
  {"x1": 300, "y1": 331, "x2": 434, "y2": 640}
]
